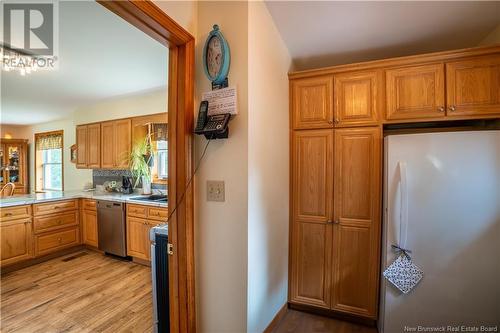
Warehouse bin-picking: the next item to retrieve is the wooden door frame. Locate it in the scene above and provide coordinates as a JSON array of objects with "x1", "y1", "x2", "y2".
[{"x1": 97, "y1": 1, "x2": 195, "y2": 332}]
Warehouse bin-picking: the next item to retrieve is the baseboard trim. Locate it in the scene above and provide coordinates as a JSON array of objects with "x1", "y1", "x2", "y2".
[
  {"x1": 288, "y1": 302, "x2": 377, "y2": 327},
  {"x1": 263, "y1": 303, "x2": 288, "y2": 333}
]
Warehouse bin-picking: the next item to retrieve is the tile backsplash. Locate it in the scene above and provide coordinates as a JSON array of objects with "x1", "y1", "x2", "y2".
[{"x1": 92, "y1": 169, "x2": 166, "y2": 191}]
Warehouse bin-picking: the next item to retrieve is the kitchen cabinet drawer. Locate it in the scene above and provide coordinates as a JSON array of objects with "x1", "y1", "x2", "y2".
[
  {"x1": 0, "y1": 205, "x2": 32, "y2": 222},
  {"x1": 148, "y1": 207, "x2": 168, "y2": 221},
  {"x1": 34, "y1": 200, "x2": 78, "y2": 216},
  {"x1": 34, "y1": 211, "x2": 78, "y2": 234},
  {"x1": 127, "y1": 204, "x2": 148, "y2": 219},
  {"x1": 82, "y1": 199, "x2": 97, "y2": 211},
  {"x1": 35, "y1": 227, "x2": 80, "y2": 257}
]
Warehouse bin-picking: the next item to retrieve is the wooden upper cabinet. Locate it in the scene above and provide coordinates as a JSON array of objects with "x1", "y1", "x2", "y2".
[
  {"x1": 100, "y1": 119, "x2": 131, "y2": 169},
  {"x1": 114, "y1": 119, "x2": 131, "y2": 169},
  {"x1": 292, "y1": 76, "x2": 334, "y2": 129},
  {"x1": 292, "y1": 130, "x2": 334, "y2": 223},
  {"x1": 332, "y1": 127, "x2": 381, "y2": 319},
  {"x1": 76, "y1": 124, "x2": 100, "y2": 169},
  {"x1": 290, "y1": 129, "x2": 334, "y2": 308},
  {"x1": 446, "y1": 55, "x2": 500, "y2": 116},
  {"x1": 100, "y1": 121, "x2": 115, "y2": 169},
  {"x1": 76, "y1": 126, "x2": 87, "y2": 168},
  {"x1": 87, "y1": 124, "x2": 101, "y2": 168},
  {"x1": 334, "y1": 70, "x2": 380, "y2": 126},
  {"x1": 385, "y1": 63, "x2": 445, "y2": 121}
]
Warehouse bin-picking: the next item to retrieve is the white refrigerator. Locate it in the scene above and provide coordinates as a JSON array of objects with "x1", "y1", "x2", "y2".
[{"x1": 379, "y1": 130, "x2": 500, "y2": 333}]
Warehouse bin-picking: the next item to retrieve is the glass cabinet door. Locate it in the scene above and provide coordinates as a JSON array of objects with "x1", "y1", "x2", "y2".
[{"x1": 5, "y1": 144, "x2": 23, "y2": 185}]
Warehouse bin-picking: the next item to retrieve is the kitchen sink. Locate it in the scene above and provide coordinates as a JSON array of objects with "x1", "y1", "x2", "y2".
[{"x1": 130, "y1": 195, "x2": 167, "y2": 203}]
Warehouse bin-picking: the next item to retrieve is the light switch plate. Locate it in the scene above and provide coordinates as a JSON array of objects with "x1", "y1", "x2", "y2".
[{"x1": 207, "y1": 180, "x2": 225, "y2": 202}]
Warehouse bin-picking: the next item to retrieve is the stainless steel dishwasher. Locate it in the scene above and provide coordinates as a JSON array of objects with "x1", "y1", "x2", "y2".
[{"x1": 97, "y1": 200, "x2": 127, "y2": 257}]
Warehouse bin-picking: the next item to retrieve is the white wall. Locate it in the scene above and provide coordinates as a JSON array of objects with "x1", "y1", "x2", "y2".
[
  {"x1": 27, "y1": 89, "x2": 167, "y2": 192},
  {"x1": 153, "y1": 2, "x2": 291, "y2": 332},
  {"x1": 153, "y1": 1, "x2": 198, "y2": 38},
  {"x1": 479, "y1": 24, "x2": 500, "y2": 45},
  {"x1": 0, "y1": 125, "x2": 32, "y2": 142},
  {"x1": 194, "y1": 2, "x2": 249, "y2": 332},
  {"x1": 74, "y1": 89, "x2": 167, "y2": 125},
  {"x1": 247, "y1": 2, "x2": 291, "y2": 332}
]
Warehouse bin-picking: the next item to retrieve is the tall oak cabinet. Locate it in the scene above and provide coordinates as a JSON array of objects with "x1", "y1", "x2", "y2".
[
  {"x1": 290, "y1": 74, "x2": 381, "y2": 319},
  {"x1": 289, "y1": 45, "x2": 500, "y2": 322}
]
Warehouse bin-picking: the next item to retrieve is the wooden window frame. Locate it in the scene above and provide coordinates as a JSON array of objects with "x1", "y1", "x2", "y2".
[
  {"x1": 34, "y1": 130, "x2": 64, "y2": 192},
  {"x1": 96, "y1": 2, "x2": 195, "y2": 333}
]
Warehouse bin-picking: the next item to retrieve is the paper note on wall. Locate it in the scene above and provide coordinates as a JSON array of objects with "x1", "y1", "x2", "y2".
[{"x1": 202, "y1": 87, "x2": 238, "y2": 116}]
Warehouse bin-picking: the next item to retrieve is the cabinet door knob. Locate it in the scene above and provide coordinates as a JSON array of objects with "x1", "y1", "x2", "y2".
[
  {"x1": 333, "y1": 220, "x2": 340, "y2": 224},
  {"x1": 438, "y1": 106, "x2": 445, "y2": 112},
  {"x1": 327, "y1": 220, "x2": 333, "y2": 224},
  {"x1": 449, "y1": 106, "x2": 456, "y2": 112},
  {"x1": 334, "y1": 118, "x2": 340, "y2": 124},
  {"x1": 328, "y1": 120, "x2": 333, "y2": 125}
]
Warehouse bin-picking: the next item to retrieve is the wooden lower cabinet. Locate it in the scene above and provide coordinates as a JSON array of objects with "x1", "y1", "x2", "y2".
[
  {"x1": 331, "y1": 127, "x2": 381, "y2": 318},
  {"x1": 290, "y1": 129, "x2": 334, "y2": 308},
  {"x1": 289, "y1": 127, "x2": 381, "y2": 319},
  {"x1": 127, "y1": 217, "x2": 152, "y2": 260},
  {"x1": 34, "y1": 211, "x2": 78, "y2": 233},
  {"x1": 290, "y1": 221, "x2": 332, "y2": 308},
  {"x1": 33, "y1": 200, "x2": 81, "y2": 257},
  {"x1": 82, "y1": 209, "x2": 98, "y2": 247},
  {"x1": 0, "y1": 218, "x2": 32, "y2": 267},
  {"x1": 35, "y1": 227, "x2": 80, "y2": 257},
  {"x1": 126, "y1": 204, "x2": 167, "y2": 261}
]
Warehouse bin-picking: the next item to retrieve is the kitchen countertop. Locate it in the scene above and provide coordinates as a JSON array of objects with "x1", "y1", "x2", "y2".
[{"x1": 0, "y1": 191, "x2": 168, "y2": 208}]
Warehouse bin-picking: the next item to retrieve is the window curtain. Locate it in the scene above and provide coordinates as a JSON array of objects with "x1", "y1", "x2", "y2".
[
  {"x1": 152, "y1": 123, "x2": 168, "y2": 141},
  {"x1": 36, "y1": 133, "x2": 62, "y2": 150}
]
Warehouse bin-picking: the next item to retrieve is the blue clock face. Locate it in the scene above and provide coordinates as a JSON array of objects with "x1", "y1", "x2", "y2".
[
  {"x1": 203, "y1": 25, "x2": 230, "y2": 84},
  {"x1": 207, "y1": 36, "x2": 223, "y2": 78}
]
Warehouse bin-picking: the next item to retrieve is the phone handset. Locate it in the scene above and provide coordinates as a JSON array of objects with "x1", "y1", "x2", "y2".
[
  {"x1": 195, "y1": 101, "x2": 230, "y2": 139},
  {"x1": 195, "y1": 100, "x2": 209, "y2": 133}
]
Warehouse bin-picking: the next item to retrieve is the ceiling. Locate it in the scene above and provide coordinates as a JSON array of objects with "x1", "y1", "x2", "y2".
[
  {"x1": 1, "y1": 1, "x2": 167, "y2": 125},
  {"x1": 265, "y1": 1, "x2": 500, "y2": 71}
]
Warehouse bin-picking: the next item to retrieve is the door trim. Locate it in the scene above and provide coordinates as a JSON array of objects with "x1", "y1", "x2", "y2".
[{"x1": 97, "y1": 2, "x2": 195, "y2": 332}]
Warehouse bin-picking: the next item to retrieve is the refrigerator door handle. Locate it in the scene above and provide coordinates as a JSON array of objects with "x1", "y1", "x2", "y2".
[{"x1": 398, "y1": 161, "x2": 408, "y2": 249}]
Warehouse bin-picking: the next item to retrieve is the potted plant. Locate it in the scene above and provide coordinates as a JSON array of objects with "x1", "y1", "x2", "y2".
[{"x1": 129, "y1": 135, "x2": 154, "y2": 195}]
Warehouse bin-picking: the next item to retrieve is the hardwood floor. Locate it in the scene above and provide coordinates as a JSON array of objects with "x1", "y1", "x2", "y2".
[
  {"x1": 1, "y1": 251, "x2": 152, "y2": 333},
  {"x1": 272, "y1": 309, "x2": 378, "y2": 333}
]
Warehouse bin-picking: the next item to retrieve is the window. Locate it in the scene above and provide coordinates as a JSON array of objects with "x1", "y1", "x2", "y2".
[
  {"x1": 35, "y1": 131, "x2": 63, "y2": 192},
  {"x1": 42, "y1": 149, "x2": 62, "y2": 190},
  {"x1": 156, "y1": 140, "x2": 168, "y2": 179}
]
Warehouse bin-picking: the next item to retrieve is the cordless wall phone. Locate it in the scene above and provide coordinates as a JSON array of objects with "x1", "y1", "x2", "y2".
[
  {"x1": 195, "y1": 101, "x2": 209, "y2": 133},
  {"x1": 195, "y1": 101, "x2": 230, "y2": 139}
]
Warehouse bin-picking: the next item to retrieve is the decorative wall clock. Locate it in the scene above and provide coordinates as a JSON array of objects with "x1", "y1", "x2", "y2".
[{"x1": 203, "y1": 24, "x2": 230, "y2": 87}]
